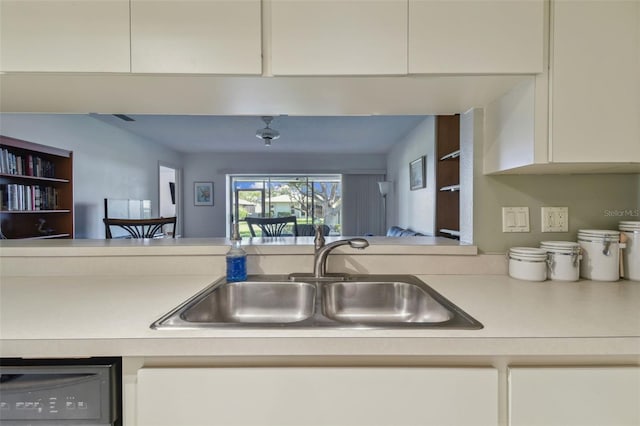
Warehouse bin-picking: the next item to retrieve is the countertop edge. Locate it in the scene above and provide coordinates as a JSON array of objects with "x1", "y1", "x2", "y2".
[
  {"x1": 1, "y1": 337, "x2": 639, "y2": 359},
  {"x1": 0, "y1": 237, "x2": 478, "y2": 257}
]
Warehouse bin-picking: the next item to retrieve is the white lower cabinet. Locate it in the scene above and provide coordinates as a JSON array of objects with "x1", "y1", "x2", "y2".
[
  {"x1": 136, "y1": 367, "x2": 498, "y2": 426},
  {"x1": 509, "y1": 367, "x2": 640, "y2": 426}
]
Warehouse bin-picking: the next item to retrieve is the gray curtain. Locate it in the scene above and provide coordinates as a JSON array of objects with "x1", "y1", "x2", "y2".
[{"x1": 341, "y1": 174, "x2": 385, "y2": 236}]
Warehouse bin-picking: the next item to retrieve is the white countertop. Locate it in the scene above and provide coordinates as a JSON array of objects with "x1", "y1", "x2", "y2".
[{"x1": 1, "y1": 273, "x2": 639, "y2": 358}]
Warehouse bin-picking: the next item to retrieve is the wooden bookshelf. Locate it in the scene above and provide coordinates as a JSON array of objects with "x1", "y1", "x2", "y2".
[
  {"x1": 435, "y1": 115, "x2": 460, "y2": 240},
  {"x1": 0, "y1": 135, "x2": 74, "y2": 239}
]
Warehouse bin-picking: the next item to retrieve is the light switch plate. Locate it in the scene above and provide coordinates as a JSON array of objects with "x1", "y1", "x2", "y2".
[
  {"x1": 502, "y1": 207, "x2": 530, "y2": 233},
  {"x1": 541, "y1": 207, "x2": 569, "y2": 232}
]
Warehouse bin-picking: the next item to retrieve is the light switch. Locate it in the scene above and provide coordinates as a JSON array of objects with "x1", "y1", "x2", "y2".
[
  {"x1": 502, "y1": 207, "x2": 530, "y2": 233},
  {"x1": 541, "y1": 207, "x2": 569, "y2": 232}
]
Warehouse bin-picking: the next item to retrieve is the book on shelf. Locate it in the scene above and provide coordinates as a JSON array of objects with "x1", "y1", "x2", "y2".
[
  {"x1": 0, "y1": 183, "x2": 59, "y2": 211},
  {"x1": 0, "y1": 147, "x2": 56, "y2": 178}
]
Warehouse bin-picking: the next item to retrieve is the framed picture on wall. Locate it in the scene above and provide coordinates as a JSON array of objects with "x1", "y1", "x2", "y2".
[
  {"x1": 194, "y1": 181, "x2": 213, "y2": 206},
  {"x1": 410, "y1": 156, "x2": 426, "y2": 190}
]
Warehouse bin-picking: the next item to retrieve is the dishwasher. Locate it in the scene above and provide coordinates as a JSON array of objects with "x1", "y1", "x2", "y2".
[{"x1": 0, "y1": 357, "x2": 121, "y2": 426}]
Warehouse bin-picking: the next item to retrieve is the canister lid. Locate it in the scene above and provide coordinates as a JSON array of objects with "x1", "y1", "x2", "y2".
[
  {"x1": 577, "y1": 229, "x2": 620, "y2": 238},
  {"x1": 540, "y1": 241, "x2": 580, "y2": 253},
  {"x1": 509, "y1": 247, "x2": 548, "y2": 260},
  {"x1": 619, "y1": 221, "x2": 640, "y2": 231}
]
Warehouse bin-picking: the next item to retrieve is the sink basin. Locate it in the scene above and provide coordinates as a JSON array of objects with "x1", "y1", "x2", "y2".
[
  {"x1": 322, "y1": 281, "x2": 454, "y2": 324},
  {"x1": 152, "y1": 280, "x2": 316, "y2": 328},
  {"x1": 151, "y1": 274, "x2": 482, "y2": 330},
  {"x1": 182, "y1": 281, "x2": 315, "y2": 323}
]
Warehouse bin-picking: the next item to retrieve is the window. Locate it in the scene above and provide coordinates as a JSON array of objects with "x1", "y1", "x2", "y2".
[{"x1": 230, "y1": 175, "x2": 342, "y2": 238}]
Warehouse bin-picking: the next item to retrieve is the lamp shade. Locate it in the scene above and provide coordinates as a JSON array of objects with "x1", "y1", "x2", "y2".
[{"x1": 378, "y1": 181, "x2": 391, "y2": 196}]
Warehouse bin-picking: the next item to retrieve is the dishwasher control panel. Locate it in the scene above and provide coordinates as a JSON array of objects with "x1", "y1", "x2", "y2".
[{"x1": 0, "y1": 359, "x2": 119, "y2": 425}]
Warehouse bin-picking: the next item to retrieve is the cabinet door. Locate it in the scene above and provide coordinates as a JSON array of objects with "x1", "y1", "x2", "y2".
[
  {"x1": 0, "y1": 0, "x2": 130, "y2": 72},
  {"x1": 509, "y1": 367, "x2": 640, "y2": 426},
  {"x1": 137, "y1": 367, "x2": 498, "y2": 426},
  {"x1": 551, "y1": 0, "x2": 640, "y2": 163},
  {"x1": 409, "y1": 0, "x2": 544, "y2": 74},
  {"x1": 131, "y1": 0, "x2": 262, "y2": 74},
  {"x1": 271, "y1": 0, "x2": 407, "y2": 75}
]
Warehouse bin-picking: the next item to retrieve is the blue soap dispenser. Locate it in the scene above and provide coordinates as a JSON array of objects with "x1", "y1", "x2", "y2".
[{"x1": 226, "y1": 223, "x2": 247, "y2": 282}]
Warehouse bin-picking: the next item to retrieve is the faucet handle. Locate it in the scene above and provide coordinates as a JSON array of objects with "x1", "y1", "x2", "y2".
[{"x1": 314, "y1": 225, "x2": 326, "y2": 250}]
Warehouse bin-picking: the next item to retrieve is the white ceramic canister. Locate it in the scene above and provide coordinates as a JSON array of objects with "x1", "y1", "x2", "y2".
[
  {"x1": 508, "y1": 247, "x2": 548, "y2": 281},
  {"x1": 619, "y1": 221, "x2": 640, "y2": 281},
  {"x1": 540, "y1": 241, "x2": 581, "y2": 281},
  {"x1": 577, "y1": 229, "x2": 622, "y2": 281}
]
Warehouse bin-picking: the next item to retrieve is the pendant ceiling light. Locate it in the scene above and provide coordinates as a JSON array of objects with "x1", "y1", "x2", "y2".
[{"x1": 255, "y1": 116, "x2": 280, "y2": 146}]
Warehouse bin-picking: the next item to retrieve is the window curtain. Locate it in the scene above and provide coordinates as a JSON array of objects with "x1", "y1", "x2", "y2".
[{"x1": 341, "y1": 174, "x2": 385, "y2": 236}]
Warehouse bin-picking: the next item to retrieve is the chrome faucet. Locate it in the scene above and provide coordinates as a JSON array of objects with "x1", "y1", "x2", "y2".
[
  {"x1": 314, "y1": 224, "x2": 326, "y2": 251},
  {"x1": 313, "y1": 235, "x2": 369, "y2": 278}
]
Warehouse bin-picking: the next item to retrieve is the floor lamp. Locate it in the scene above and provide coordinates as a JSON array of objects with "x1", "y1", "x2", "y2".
[{"x1": 378, "y1": 181, "x2": 391, "y2": 234}]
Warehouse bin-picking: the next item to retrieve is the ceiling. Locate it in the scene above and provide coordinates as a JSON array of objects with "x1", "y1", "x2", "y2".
[
  {"x1": 90, "y1": 114, "x2": 428, "y2": 154},
  {"x1": 4, "y1": 75, "x2": 530, "y2": 153}
]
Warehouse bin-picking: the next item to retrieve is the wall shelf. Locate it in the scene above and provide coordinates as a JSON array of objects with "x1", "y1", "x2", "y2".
[
  {"x1": 439, "y1": 150, "x2": 460, "y2": 161},
  {"x1": 439, "y1": 184, "x2": 460, "y2": 192},
  {"x1": 439, "y1": 228, "x2": 460, "y2": 237},
  {"x1": 435, "y1": 115, "x2": 460, "y2": 240},
  {"x1": 1, "y1": 210, "x2": 71, "y2": 214},
  {"x1": 0, "y1": 173, "x2": 70, "y2": 183},
  {"x1": 22, "y1": 233, "x2": 71, "y2": 240}
]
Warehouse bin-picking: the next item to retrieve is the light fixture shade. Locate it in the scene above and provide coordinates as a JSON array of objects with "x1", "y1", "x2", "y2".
[
  {"x1": 256, "y1": 116, "x2": 280, "y2": 146},
  {"x1": 255, "y1": 127, "x2": 280, "y2": 141},
  {"x1": 378, "y1": 181, "x2": 391, "y2": 196}
]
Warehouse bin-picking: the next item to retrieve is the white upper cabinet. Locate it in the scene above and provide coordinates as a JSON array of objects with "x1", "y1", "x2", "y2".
[
  {"x1": 270, "y1": 0, "x2": 408, "y2": 75},
  {"x1": 409, "y1": 0, "x2": 545, "y2": 74},
  {"x1": 131, "y1": 0, "x2": 262, "y2": 74},
  {"x1": 483, "y1": 0, "x2": 640, "y2": 174},
  {"x1": 550, "y1": 0, "x2": 640, "y2": 163},
  {"x1": 0, "y1": 0, "x2": 130, "y2": 72}
]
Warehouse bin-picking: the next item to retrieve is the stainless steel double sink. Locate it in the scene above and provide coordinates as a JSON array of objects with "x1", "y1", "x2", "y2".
[{"x1": 151, "y1": 274, "x2": 482, "y2": 329}]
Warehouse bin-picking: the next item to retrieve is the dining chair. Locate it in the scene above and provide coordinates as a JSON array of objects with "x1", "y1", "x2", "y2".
[
  {"x1": 103, "y1": 217, "x2": 177, "y2": 239},
  {"x1": 296, "y1": 224, "x2": 330, "y2": 237},
  {"x1": 245, "y1": 216, "x2": 298, "y2": 237}
]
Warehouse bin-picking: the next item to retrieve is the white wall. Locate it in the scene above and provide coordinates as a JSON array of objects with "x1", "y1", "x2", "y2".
[
  {"x1": 182, "y1": 152, "x2": 386, "y2": 237},
  {"x1": 385, "y1": 116, "x2": 436, "y2": 235},
  {"x1": 0, "y1": 114, "x2": 184, "y2": 238}
]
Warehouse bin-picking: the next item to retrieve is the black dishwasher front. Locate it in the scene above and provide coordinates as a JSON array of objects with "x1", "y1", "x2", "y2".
[{"x1": 0, "y1": 357, "x2": 121, "y2": 426}]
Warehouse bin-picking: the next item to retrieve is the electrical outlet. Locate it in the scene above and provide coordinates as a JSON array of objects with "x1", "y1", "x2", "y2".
[
  {"x1": 502, "y1": 207, "x2": 530, "y2": 232},
  {"x1": 541, "y1": 207, "x2": 569, "y2": 232}
]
